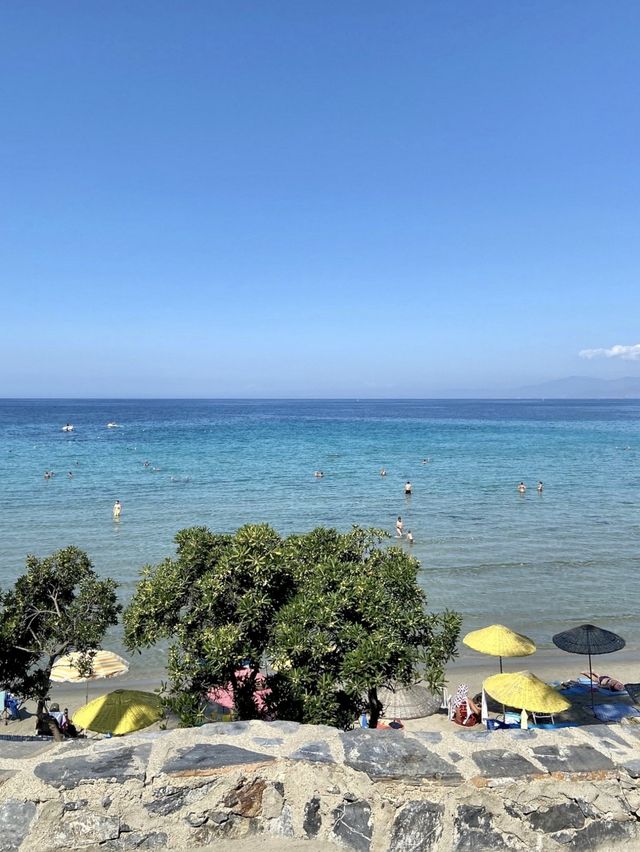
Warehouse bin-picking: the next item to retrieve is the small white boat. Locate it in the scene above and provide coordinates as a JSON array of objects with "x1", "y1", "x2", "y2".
[
  {"x1": 62, "y1": 424, "x2": 74, "y2": 432},
  {"x1": 107, "y1": 422, "x2": 120, "y2": 428}
]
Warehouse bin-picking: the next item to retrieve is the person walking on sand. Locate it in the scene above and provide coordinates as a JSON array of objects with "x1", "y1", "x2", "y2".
[
  {"x1": 396, "y1": 516, "x2": 403, "y2": 537},
  {"x1": 404, "y1": 480, "x2": 412, "y2": 495},
  {"x1": 113, "y1": 500, "x2": 122, "y2": 519},
  {"x1": 517, "y1": 482, "x2": 526, "y2": 493}
]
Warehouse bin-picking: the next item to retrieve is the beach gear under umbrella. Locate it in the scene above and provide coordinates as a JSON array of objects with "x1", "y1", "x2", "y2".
[
  {"x1": 377, "y1": 684, "x2": 442, "y2": 720},
  {"x1": 50, "y1": 650, "x2": 129, "y2": 703},
  {"x1": 552, "y1": 624, "x2": 625, "y2": 714},
  {"x1": 73, "y1": 689, "x2": 162, "y2": 735},
  {"x1": 463, "y1": 624, "x2": 536, "y2": 673},
  {"x1": 484, "y1": 671, "x2": 570, "y2": 715}
]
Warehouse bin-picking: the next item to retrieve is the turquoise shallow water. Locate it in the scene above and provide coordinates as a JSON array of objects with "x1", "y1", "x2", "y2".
[{"x1": 1, "y1": 399, "x2": 639, "y2": 676}]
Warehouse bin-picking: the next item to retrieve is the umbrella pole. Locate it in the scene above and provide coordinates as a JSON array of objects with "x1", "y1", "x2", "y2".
[
  {"x1": 588, "y1": 643, "x2": 595, "y2": 716},
  {"x1": 499, "y1": 656, "x2": 503, "y2": 674}
]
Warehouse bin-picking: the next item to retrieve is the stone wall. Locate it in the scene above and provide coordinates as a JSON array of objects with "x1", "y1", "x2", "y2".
[{"x1": 2, "y1": 719, "x2": 640, "y2": 850}]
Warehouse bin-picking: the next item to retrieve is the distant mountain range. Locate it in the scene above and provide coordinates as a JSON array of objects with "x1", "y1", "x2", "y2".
[{"x1": 512, "y1": 376, "x2": 640, "y2": 399}]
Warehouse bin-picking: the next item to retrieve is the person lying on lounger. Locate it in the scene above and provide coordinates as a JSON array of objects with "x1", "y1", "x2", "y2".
[{"x1": 581, "y1": 671, "x2": 625, "y2": 691}]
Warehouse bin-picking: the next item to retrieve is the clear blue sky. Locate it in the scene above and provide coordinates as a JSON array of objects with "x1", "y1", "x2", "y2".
[{"x1": 2, "y1": 1, "x2": 639, "y2": 396}]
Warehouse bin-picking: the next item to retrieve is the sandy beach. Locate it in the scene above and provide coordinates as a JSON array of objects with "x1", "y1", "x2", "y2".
[{"x1": 7, "y1": 647, "x2": 638, "y2": 740}]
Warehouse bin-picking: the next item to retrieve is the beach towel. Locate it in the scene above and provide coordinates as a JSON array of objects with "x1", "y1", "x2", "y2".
[{"x1": 593, "y1": 703, "x2": 640, "y2": 723}]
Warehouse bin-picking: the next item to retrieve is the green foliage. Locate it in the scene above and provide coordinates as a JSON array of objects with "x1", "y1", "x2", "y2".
[
  {"x1": 0, "y1": 547, "x2": 121, "y2": 706},
  {"x1": 268, "y1": 527, "x2": 461, "y2": 728},
  {"x1": 125, "y1": 524, "x2": 461, "y2": 730},
  {"x1": 124, "y1": 524, "x2": 295, "y2": 726}
]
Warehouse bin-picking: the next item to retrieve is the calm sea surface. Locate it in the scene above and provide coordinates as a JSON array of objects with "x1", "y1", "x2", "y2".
[{"x1": 1, "y1": 399, "x2": 639, "y2": 676}]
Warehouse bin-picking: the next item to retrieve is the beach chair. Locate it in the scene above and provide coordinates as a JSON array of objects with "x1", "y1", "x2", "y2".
[{"x1": 1, "y1": 691, "x2": 22, "y2": 725}]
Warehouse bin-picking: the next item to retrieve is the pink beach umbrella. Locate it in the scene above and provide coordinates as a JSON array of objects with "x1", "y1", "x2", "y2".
[{"x1": 208, "y1": 669, "x2": 271, "y2": 714}]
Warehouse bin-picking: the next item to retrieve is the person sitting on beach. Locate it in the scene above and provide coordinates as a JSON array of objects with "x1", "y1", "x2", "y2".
[
  {"x1": 404, "y1": 481, "x2": 412, "y2": 495},
  {"x1": 581, "y1": 671, "x2": 625, "y2": 692},
  {"x1": 395, "y1": 516, "x2": 403, "y2": 537},
  {"x1": 517, "y1": 481, "x2": 526, "y2": 493},
  {"x1": 450, "y1": 684, "x2": 481, "y2": 727},
  {"x1": 47, "y1": 703, "x2": 80, "y2": 737}
]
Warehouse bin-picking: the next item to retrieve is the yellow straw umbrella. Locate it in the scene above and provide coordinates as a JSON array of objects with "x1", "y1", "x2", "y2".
[
  {"x1": 463, "y1": 624, "x2": 536, "y2": 673},
  {"x1": 73, "y1": 689, "x2": 162, "y2": 736},
  {"x1": 484, "y1": 671, "x2": 570, "y2": 714},
  {"x1": 50, "y1": 650, "x2": 129, "y2": 703}
]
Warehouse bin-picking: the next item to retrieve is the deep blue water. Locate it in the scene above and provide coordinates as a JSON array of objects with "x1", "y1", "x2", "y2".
[{"x1": 1, "y1": 399, "x2": 639, "y2": 675}]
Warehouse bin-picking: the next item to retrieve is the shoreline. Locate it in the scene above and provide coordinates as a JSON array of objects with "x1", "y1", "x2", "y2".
[{"x1": 7, "y1": 646, "x2": 638, "y2": 739}]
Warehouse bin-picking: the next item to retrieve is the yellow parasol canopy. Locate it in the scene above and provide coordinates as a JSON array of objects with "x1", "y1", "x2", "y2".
[
  {"x1": 73, "y1": 689, "x2": 163, "y2": 735},
  {"x1": 463, "y1": 624, "x2": 536, "y2": 672},
  {"x1": 483, "y1": 671, "x2": 570, "y2": 714},
  {"x1": 50, "y1": 650, "x2": 129, "y2": 683}
]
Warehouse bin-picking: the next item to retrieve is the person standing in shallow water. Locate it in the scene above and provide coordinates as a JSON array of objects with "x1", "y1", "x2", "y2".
[
  {"x1": 404, "y1": 480, "x2": 412, "y2": 495},
  {"x1": 537, "y1": 481, "x2": 544, "y2": 493},
  {"x1": 396, "y1": 516, "x2": 403, "y2": 537},
  {"x1": 517, "y1": 482, "x2": 526, "y2": 493},
  {"x1": 113, "y1": 500, "x2": 122, "y2": 519}
]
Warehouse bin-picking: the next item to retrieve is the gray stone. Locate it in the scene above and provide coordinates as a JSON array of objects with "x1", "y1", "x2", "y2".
[
  {"x1": 289, "y1": 740, "x2": 335, "y2": 764},
  {"x1": 262, "y1": 785, "x2": 284, "y2": 820},
  {"x1": 623, "y1": 759, "x2": 640, "y2": 778},
  {"x1": 471, "y1": 749, "x2": 539, "y2": 778},
  {"x1": 341, "y1": 730, "x2": 461, "y2": 783},
  {"x1": 409, "y1": 731, "x2": 443, "y2": 743},
  {"x1": 252, "y1": 737, "x2": 284, "y2": 747},
  {"x1": 453, "y1": 805, "x2": 511, "y2": 851},
  {"x1": 454, "y1": 729, "x2": 491, "y2": 741},
  {"x1": 528, "y1": 802, "x2": 585, "y2": 833},
  {"x1": 304, "y1": 797, "x2": 322, "y2": 837},
  {"x1": 145, "y1": 785, "x2": 188, "y2": 816},
  {"x1": 0, "y1": 800, "x2": 37, "y2": 851},
  {"x1": 163, "y1": 743, "x2": 275, "y2": 776},
  {"x1": 269, "y1": 801, "x2": 294, "y2": 837},
  {"x1": 264, "y1": 721, "x2": 300, "y2": 734},
  {"x1": 582, "y1": 724, "x2": 630, "y2": 747},
  {"x1": 203, "y1": 721, "x2": 249, "y2": 736},
  {"x1": 566, "y1": 819, "x2": 638, "y2": 849},
  {"x1": 185, "y1": 813, "x2": 208, "y2": 827},
  {"x1": 449, "y1": 752, "x2": 464, "y2": 763},
  {"x1": 332, "y1": 800, "x2": 372, "y2": 851},
  {"x1": 35, "y1": 744, "x2": 151, "y2": 789},
  {"x1": 121, "y1": 832, "x2": 169, "y2": 848},
  {"x1": 531, "y1": 744, "x2": 615, "y2": 774},
  {"x1": 389, "y1": 801, "x2": 444, "y2": 851},
  {"x1": 0, "y1": 739, "x2": 54, "y2": 760},
  {"x1": 51, "y1": 811, "x2": 120, "y2": 847},
  {"x1": 63, "y1": 799, "x2": 88, "y2": 811}
]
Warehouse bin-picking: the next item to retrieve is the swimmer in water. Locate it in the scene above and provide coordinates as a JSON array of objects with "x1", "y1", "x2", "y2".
[
  {"x1": 537, "y1": 481, "x2": 543, "y2": 493},
  {"x1": 314, "y1": 471, "x2": 324, "y2": 478},
  {"x1": 421, "y1": 458, "x2": 430, "y2": 464},
  {"x1": 517, "y1": 482, "x2": 526, "y2": 493},
  {"x1": 67, "y1": 471, "x2": 73, "y2": 478},
  {"x1": 406, "y1": 530, "x2": 414, "y2": 544},
  {"x1": 396, "y1": 516, "x2": 403, "y2": 537},
  {"x1": 113, "y1": 500, "x2": 122, "y2": 519},
  {"x1": 380, "y1": 468, "x2": 386, "y2": 476},
  {"x1": 404, "y1": 480, "x2": 412, "y2": 495}
]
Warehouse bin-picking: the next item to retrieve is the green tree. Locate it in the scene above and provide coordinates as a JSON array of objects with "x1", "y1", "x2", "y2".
[
  {"x1": 0, "y1": 547, "x2": 121, "y2": 713},
  {"x1": 268, "y1": 527, "x2": 461, "y2": 728},
  {"x1": 124, "y1": 524, "x2": 295, "y2": 726},
  {"x1": 125, "y1": 524, "x2": 461, "y2": 730}
]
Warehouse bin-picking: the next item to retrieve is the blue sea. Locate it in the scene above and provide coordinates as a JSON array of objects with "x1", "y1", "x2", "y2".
[{"x1": 1, "y1": 399, "x2": 639, "y2": 677}]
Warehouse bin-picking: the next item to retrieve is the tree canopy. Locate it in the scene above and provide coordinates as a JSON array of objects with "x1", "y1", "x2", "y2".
[
  {"x1": 125, "y1": 524, "x2": 461, "y2": 729},
  {"x1": 0, "y1": 546, "x2": 121, "y2": 710}
]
